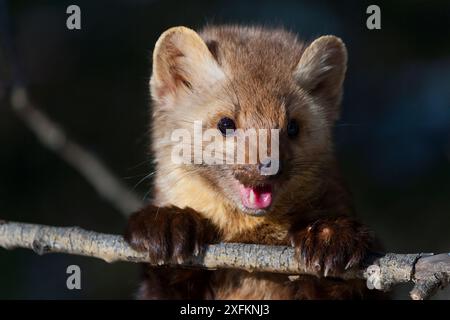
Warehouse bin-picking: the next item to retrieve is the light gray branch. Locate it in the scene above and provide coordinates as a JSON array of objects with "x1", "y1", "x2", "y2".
[
  {"x1": 10, "y1": 86, "x2": 144, "y2": 215},
  {"x1": 1, "y1": 220, "x2": 449, "y2": 299}
]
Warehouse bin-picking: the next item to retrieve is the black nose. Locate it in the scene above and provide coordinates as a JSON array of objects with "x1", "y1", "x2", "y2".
[
  {"x1": 258, "y1": 158, "x2": 272, "y2": 170},
  {"x1": 258, "y1": 158, "x2": 271, "y2": 170},
  {"x1": 258, "y1": 158, "x2": 281, "y2": 176}
]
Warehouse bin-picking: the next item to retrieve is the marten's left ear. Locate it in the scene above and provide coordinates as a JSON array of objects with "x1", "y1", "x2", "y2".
[
  {"x1": 150, "y1": 26, "x2": 224, "y2": 104},
  {"x1": 294, "y1": 35, "x2": 347, "y2": 121}
]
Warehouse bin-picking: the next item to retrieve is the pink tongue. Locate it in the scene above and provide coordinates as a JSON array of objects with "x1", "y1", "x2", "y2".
[{"x1": 239, "y1": 185, "x2": 273, "y2": 209}]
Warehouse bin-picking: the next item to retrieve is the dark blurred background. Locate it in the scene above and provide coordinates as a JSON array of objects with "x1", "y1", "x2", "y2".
[{"x1": 0, "y1": 0, "x2": 449, "y2": 299}]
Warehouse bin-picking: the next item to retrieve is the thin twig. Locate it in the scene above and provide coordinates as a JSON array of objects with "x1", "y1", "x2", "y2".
[
  {"x1": 0, "y1": 0, "x2": 143, "y2": 216},
  {"x1": 1, "y1": 220, "x2": 449, "y2": 299},
  {"x1": 9, "y1": 87, "x2": 144, "y2": 215}
]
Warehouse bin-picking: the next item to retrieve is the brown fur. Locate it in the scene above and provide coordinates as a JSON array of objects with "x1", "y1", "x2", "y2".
[{"x1": 125, "y1": 25, "x2": 377, "y2": 299}]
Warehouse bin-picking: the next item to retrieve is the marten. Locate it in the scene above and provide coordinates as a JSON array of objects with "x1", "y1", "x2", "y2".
[{"x1": 125, "y1": 25, "x2": 378, "y2": 299}]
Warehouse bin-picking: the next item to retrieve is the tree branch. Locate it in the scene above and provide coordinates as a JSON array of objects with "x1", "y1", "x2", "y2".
[{"x1": 1, "y1": 220, "x2": 449, "y2": 299}]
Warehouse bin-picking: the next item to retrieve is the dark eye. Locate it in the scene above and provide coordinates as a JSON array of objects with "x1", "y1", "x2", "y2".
[
  {"x1": 287, "y1": 119, "x2": 299, "y2": 137},
  {"x1": 217, "y1": 117, "x2": 236, "y2": 136}
]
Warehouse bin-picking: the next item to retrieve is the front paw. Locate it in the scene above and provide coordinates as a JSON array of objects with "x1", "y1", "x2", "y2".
[
  {"x1": 289, "y1": 217, "x2": 373, "y2": 277},
  {"x1": 124, "y1": 205, "x2": 213, "y2": 264}
]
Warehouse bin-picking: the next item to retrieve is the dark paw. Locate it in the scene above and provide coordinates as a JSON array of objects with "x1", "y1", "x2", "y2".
[
  {"x1": 124, "y1": 205, "x2": 214, "y2": 264},
  {"x1": 289, "y1": 217, "x2": 372, "y2": 277}
]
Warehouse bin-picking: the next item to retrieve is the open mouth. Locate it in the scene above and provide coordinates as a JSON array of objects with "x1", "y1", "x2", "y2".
[{"x1": 238, "y1": 183, "x2": 273, "y2": 211}]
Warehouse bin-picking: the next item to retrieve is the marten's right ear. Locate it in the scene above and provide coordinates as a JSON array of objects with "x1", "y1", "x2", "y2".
[{"x1": 150, "y1": 26, "x2": 224, "y2": 103}]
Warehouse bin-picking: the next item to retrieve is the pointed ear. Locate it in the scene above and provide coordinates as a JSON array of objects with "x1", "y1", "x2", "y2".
[
  {"x1": 150, "y1": 26, "x2": 224, "y2": 103},
  {"x1": 294, "y1": 35, "x2": 347, "y2": 121}
]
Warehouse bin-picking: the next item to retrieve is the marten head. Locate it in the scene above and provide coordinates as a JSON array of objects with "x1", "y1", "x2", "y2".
[{"x1": 150, "y1": 26, "x2": 347, "y2": 218}]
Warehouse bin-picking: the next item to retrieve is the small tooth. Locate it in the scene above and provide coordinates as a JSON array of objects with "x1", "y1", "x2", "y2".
[{"x1": 249, "y1": 190, "x2": 255, "y2": 204}]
